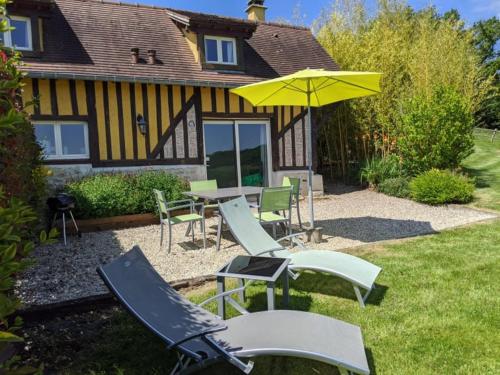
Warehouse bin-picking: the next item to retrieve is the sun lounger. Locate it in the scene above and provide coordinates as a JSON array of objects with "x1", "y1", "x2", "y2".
[
  {"x1": 219, "y1": 196, "x2": 382, "y2": 308},
  {"x1": 97, "y1": 246, "x2": 371, "y2": 374}
]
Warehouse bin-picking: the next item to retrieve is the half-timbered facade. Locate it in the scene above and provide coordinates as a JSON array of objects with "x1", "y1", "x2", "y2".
[{"x1": 11, "y1": 0, "x2": 339, "y2": 187}]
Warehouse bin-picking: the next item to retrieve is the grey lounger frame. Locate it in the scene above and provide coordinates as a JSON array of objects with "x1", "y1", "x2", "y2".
[
  {"x1": 219, "y1": 196, "x2": 382, "y2": 308},
  {"x1": 97, "y1": 246, "x2": 370, "y2": 375}
]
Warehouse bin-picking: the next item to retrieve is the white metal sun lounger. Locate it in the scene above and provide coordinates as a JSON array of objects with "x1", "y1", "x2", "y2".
[
  {"x1": 218, "y1": 196, "x2": 382, "y2": 308},
  {"x1": 97, "y1": 246, "x2": 371, "y2": 375}
]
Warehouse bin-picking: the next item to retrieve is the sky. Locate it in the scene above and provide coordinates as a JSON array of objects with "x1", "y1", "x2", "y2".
[{"x1": 133, "y1": 0, "x2": 499, "y2": 26}]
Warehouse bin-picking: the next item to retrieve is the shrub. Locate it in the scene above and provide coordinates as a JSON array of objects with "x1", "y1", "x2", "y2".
[
  {"x1": 377, "y1": 177, "x2": 411, "y2": 198},
  {"x1": 65, "y1": 171, "x2": 188, "y2": 219},
  {"x1": 409, "y1": 169, "x2": 475, "y2": 205},
  {"x1": 360, "y1": 155, "x2": 401, "y2": 187},
  {"x1": 398, "y1": 86, "x2": 475, "y2": 175}
]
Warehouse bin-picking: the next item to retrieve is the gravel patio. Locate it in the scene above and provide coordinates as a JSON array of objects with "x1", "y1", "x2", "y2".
[{"x1": 16, "y1": 186, "x2": 496, "y2": 307}]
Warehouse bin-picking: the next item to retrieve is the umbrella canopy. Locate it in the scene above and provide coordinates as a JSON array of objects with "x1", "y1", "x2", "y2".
[{"x1": 230, "y1": 68, "x2": 382, "y2": 229}]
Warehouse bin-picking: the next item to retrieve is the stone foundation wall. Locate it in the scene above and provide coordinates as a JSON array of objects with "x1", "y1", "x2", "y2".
[{"x1": 46, "y1": 164, "x2": 206, "y2": 188}]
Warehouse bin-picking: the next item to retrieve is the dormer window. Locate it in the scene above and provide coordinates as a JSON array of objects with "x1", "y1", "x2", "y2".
[
  {"x1": 204, "y1": 36, "x2": 236, "y2": 65},
  {"x1": 1, "y1": 16, "x2": 32, "y2": 51}
]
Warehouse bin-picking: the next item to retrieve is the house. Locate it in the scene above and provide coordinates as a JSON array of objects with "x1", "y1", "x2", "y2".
[{"x1": 8, "y1": 0, "x2": 339, "y2": 188}]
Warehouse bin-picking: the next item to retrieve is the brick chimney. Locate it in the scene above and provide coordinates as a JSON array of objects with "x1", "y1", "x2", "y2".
[
  {"x1": 147, "y1": 49, "x2": 156, "y2": 65},
  {"x1": 246, "y1": 0, "x2": 267, "y2": 22},
  {"x1": 130, "y1": 48, "x2": 139, "y2": 64}
]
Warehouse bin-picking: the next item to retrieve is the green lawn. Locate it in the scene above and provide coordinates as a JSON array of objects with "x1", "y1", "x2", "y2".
[
  {"x1": 56, "y1": 220, "x2": 500, "y2": 375},
  {"x1": 463, "y1": 129, "x2": 500, "y2": 211}
]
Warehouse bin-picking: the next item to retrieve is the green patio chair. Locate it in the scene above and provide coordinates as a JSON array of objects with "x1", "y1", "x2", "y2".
[
  {"x1": 282, "y1": 176, "x2": 302, "y2": 228},
  {"x1": 153, "y1": 189, "x2": 206, "y2": 253},
  {"x1": 189, "y1": 179, "x2": 219, "y2": 210},
  {"x1": 254, "y1": 186, "x2": 292, "y2": 239},
  {"x1": 219, "y1": 196, "x2": 382, "y2": 308}
]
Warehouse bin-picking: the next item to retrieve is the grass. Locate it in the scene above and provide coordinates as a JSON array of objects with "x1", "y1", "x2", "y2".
[
  {"x1": 48, "y1": 220, "x2": 500, "y2": 375},
  {"x1": 463, "y1": 129, "x2": 500, "y2": 211}
]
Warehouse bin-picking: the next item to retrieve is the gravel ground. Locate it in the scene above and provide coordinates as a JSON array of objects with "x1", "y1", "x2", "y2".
[{"x1": 16, "y1": 187, "x2": 496, "y2": 307}]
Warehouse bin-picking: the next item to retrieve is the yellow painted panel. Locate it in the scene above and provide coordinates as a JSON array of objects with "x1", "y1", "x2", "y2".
[
  {"x1": 183, "y1": 29, "x2": 199, "y2": 63},
  {"x1": 201, "y1": 87, "x2": 211, "y2": 112},
  {"x1": 267, "y1": 106, "x2": 273, "y2": 113},
  {"x1": 283, "y1": 106, "x2": 291, "y2": 127},
  {"x1": 256, "y1": 106, "x2": 264, "y2": 113},
  {"x1": 94, "y1": 81, "x2": 108, "y2": 160},
  {"x1": 293, "y1": 106, "x2": 301, "y2": 118},
  {"x1": 107, "y1": 82, "x2": 121, "y2": 160},
  {"x1": 160, "y1": 85, "x2": 169, "y2": 132},
  {"x1": 76, "y1": 80, "x2": 88, "y2": 115},
  {"x1": 56, "y1": 80, "x2": 72, "y2": 115},
  {"x1": 147, "y1": 84, "x2": 158, "y2": 151},
  {"x1": 38, "y1": 79, "x2": 52, "y2": 115},
  {"x1": 216, "y1": 88, "x2": 225, "y2": 113},
  {"x1": 21, "y1": 79, "x2": 34, "y2": 115},
  {"x1": 121, "y1": 83, "x2": 134, "y2": 159},
  {"x1": 185, "y1": 85, "x2": 193, "y2": 101},
  {"x1": 229, "y1": 92, "x2": 239, "y2": 113},
  {"x1": 243, "y1": 98, "x2": 253, "y2": 113},
  {"x1": 135, "y1": 83, "x2": 146, "y2": 159},
  {"x1": 172, "y1": 85, "x2": 181, "y2": 118}
]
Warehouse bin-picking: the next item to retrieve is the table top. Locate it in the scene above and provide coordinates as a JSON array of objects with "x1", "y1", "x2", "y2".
[
  {"x1": 216, "y1": 255, "x2": 290, "y2": 282},
  {"x1": 184, "y1": 186, "x2": 262, "y2": 201}
]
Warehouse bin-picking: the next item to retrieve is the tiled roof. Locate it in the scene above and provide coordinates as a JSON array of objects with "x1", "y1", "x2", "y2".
[{"x1": 21, "y1": 0, "x2": 339, "y2": 86}]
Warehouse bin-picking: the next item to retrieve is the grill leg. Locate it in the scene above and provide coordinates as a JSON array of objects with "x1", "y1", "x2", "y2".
[
  {"x1": 69, "y1": 210, "x2": 80, "y2": 238},
  {"x1": 62, "y1": 212, "x2": 67, "y2": 246}
]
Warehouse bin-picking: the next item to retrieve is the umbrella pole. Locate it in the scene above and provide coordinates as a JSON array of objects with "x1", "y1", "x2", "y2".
[{"x1": 306, "y1": 86, "x2": 314, "y2": 229}]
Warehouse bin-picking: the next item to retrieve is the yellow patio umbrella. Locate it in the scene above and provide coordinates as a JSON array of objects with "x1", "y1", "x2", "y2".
[{"x1": 230, "y1": 68, "x2": 382, "y2": 229}]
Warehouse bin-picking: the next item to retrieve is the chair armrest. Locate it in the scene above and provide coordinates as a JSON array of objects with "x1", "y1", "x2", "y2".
[
  {"x1": 253, "y1": 247, "x2": 287, "y2": 256},
  {"x1": 166, "y1": 199, "x2": 194, "y2": 208},
  {"x1": 197, "y1": 281, "x2": 253, "y2": 308},
  {"x1": 277, "y1": 232, "x2": 307, "y2": 250},
  {"x1": 165, "y1": 203, "x2": 195, "y2": 212}
]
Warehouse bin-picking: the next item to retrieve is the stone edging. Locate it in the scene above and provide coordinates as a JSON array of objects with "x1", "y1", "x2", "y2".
[{"x1": 19, "y1": 274, "x2": 216, "y2": 323}]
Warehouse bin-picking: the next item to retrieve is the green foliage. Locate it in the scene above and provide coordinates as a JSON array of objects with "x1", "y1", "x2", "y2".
[
  {"x1": 377, "y1": 177, "x2": 411, "y2": 198},
  {"x1": 315, "y1": 0, "x2": 493, "y2": 178},
  {"x1": 65, "y1": 171, "x2": 188, "y2": 219},
  {"x1": 0, "y1": 0, "x2": 46, "y2": 210},
  {"x1": 398, "y1": 86, "x2": 475, "y2": 174},
  {"x1": 409, "y1": 169, "x2": 475, "y2": 205},
  {"x1": 0, "y1": 188, "x2": 56, "y2": 374},
  {"x1": 360, "y1": 154, "x2": 401, "y2": 187}
]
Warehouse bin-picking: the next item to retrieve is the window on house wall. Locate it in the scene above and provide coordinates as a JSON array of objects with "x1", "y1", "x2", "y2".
[
  {"x1": 204, "y1": 36, "x2": 236, "y2": 65},
  {"x1": 1, "y1": 16, "x2": 32, "y2": 51},
  {"x1": 34, "y1": 122, "x2": 89, "y2": 160}
]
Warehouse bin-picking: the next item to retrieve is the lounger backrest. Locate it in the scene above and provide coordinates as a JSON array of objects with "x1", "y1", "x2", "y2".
[
  {"x1": 97, "y1": 246, "x2": 225, "y2": 359},
  {"x1": 219, "y1": 196, "x2": 291, "y2": 257}
]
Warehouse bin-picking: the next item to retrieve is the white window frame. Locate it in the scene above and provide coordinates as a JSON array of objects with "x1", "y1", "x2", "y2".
[
  {"x1": 202, "y1": 120, "x2": 272, "y2": 187},
  {"x1": 204, "y1": 36, "x2": 237, "y2": 65},
  {"x1": 2, "y1": 15, "x2": 32, "y2": 51},
  {"x1": 34, "y1": 121, "x2": 89, "y2": 160}
]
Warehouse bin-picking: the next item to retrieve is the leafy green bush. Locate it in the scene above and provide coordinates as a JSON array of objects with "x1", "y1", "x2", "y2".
[
  {"x1": 360, "y1": 155, "x2": 401, "y2": 187},
  {"x1": 409, "y1": 169, "x2": 475, "y2": 205},
  {"x1": 398, "y1": 86, "x2": 475, "y2": 175},
  {"x1": 65, "y1": 171, "x2": 188, "y2": 219},
  {"x1": 377, "y1": 177, "x2": 411, "y2": 198}
]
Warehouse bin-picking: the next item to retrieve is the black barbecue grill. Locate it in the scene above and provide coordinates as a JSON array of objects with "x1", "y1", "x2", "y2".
[{"x1": 47, "y1": 193, "x2": 81, "y2": 245}]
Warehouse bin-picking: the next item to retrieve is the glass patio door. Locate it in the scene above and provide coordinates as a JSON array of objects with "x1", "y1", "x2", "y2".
[{"x1": 203, "y1": 121, "x2": 271, "y2": 188}]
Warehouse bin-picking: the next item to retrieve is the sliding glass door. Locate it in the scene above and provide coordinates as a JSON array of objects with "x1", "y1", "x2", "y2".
[{"x1": 203, "y1": 120, "x2": 271, "y2": 188}]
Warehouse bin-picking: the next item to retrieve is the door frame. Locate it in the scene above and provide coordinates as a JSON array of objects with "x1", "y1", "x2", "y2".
[{"x1": 202, "y1": 119, "x2": 272, "y2": 187}]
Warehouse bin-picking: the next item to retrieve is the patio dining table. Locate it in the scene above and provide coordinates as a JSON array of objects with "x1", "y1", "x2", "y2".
[{"x1": 184, "y1": 186, "x2": 262, "y2": 250}]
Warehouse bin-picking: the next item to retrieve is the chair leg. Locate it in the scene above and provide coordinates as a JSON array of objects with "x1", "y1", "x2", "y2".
[
  {"x1": 272, "y1": 223, "x2": 276, "y2": 239},
  {"x1": 296, "y1": 201, "x2": 302, "y2": 229},
  {"x1": 201, "y1": 218, "x2": 206, "y2": 249},
  {"x1": 353, "y1": 285, "x2": 371, "y2": 308},
  {"x1": 159, "y1": 222, "x2": 164, "y2": 246},
  {"x1": 216, "y1": 215, "x2": 223, "y2": 251},
  {"x1": 191, "y1": 222, "x2": 195, "y2": 243},
  {"x1": 168, "y1": 224, "x2": 172, "y2": 253}
]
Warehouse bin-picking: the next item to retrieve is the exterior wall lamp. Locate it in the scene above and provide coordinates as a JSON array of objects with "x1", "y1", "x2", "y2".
[{"x1": 136, "y1": 114, "x2": 148, "y2": 135}]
